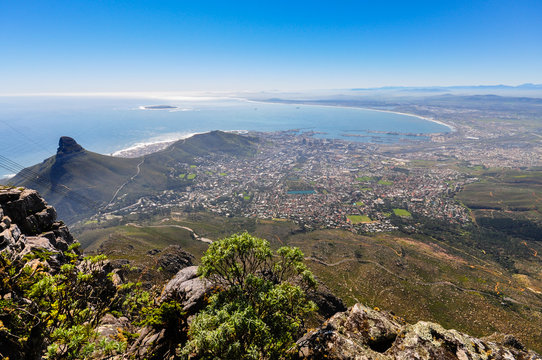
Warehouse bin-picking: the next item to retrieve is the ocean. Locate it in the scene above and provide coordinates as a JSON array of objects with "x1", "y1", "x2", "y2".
[{"x1": 0, "y1": 96, "x2": 450, "y2": 178}]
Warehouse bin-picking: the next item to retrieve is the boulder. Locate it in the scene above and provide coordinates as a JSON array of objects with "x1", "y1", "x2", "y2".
[
  {"x1": 0, "y1": 188, "x2": 76, "y2": 264},
  {"x1": 0, "y1": 228, "x2": 14, "y2": 251},
  {"x1": 161, "y1": 266, "x2": 213, "y2": 316},
  {"x1": 1, "y1": 189, "x2": 48, "y2": 234},
  {"x1": 20, "y1": 236, "x2": 58, "y2": 255},
  {"x1": 389, "y1": 321, "x2": 542, "y2": 360},
  {"x1": 96, "y1": 314, "x2": 131, "y2": 338},
  {"x1": 127, "y1": 326, "x2": 169, "y2": 360},
  {"x1": 0, "y1": 188, "x2": 22, "y2": 204},
  {"x1": 297, "y1": 303, "x2": 404, "y2": 359},
  {"x1": 297, "y1": 303, "x2": 542, "y2": 360},
  {"x1": 0, "y1": 223, "x2": 25, "y2": 253},
  {"x1": 20, "y1": 236, "x2": 65, "y2": 270}
]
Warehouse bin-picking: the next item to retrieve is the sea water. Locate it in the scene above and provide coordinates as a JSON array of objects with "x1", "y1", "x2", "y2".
[{"x1": 0, "y1": 96, "x2": 450, "y2": 177}]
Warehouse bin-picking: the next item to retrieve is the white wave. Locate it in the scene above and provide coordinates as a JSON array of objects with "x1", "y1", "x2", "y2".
[{"x1": 111, "y1": 131, "x2": 210, "y2": 157}]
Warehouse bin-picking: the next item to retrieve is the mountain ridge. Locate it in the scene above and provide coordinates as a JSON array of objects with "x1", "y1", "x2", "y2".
[{"x1": 8, "y1": 131, "x2": 259, "y2": 223}]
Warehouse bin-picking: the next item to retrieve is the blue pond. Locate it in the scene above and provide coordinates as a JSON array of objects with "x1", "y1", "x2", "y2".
[{"x1": 287, "y1": 190, "x2": 316, "y2": 195}]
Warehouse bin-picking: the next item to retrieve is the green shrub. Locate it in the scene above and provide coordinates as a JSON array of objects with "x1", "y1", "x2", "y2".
[
  {"x1": 0, "y1": 247, "x2": 156, "y2": 359},
  {"x1": 182, "y1": 232, "x2": 316, "y2": 359}
]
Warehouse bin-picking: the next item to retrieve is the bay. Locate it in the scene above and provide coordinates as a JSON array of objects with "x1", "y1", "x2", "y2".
[{"x1": 0, "y1": 96, "x2": 450, "y2": 177}]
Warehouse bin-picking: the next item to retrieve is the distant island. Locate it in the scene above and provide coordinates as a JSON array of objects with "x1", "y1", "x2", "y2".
[{"x1": 140, "y1": 105, "x2": 178, "y2": 110}]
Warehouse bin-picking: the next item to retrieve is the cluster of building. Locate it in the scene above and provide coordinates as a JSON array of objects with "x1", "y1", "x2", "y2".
[{"x1": 128, "y1": 132, "x2": 474, "y2": 233}]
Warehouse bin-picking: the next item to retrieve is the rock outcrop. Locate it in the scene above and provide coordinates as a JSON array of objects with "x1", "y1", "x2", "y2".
[
  {"x1": 127, "y1": 266, "x2": 213, "y2": 360},
  {"x1": 160, "y1": 265, "x2": 214, "y2": 316},
  {"x1": 157, "y1": 245, "x2": 194, "y2": 276},
  {"x1": 307, "y1": 282, "x2": 347, "y2": 319},
  {"x1": 297, "y1": 303, "x2": 542, "y2": 360},
  {"x1": 57, "y1": 136, "x2": 84, "y2": 155},
  {"x1": 0, "y1": 187, "x2": 76, "y2": 269},
  {"x1": 2, "y1": 187, "x2": 540, "y2": 359}
]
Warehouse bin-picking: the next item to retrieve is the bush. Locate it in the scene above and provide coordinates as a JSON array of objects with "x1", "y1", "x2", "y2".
[
  {"x1": 182, "y1": 232, "x2": 317, "y2": 359},
  {"x1": 0, "y1": 245, "x2": 165, "y2": 360}
]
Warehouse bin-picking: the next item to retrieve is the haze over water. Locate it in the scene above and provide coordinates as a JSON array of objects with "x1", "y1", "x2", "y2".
[{"x1": 0, "y1": 96, "x2": 450, "y2": 177}]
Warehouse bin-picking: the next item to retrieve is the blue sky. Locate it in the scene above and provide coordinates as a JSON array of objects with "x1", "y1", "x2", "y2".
[{"x1": 1, "y1": 0, "x2": 541, "y2": 93}]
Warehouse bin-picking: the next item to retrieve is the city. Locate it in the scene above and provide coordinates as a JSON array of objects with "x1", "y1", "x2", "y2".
[{"x1": 101, "y1": 131, "x2": 474, "y2": 233}]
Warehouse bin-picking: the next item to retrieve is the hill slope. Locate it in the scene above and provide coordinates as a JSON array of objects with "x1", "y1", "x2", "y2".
[
  {"x1": 9, "y1": 131, "x2": 259, "y2": 222},
  {"x1": 75, "y1": 212, "x2": 542, "y2": 352},
  {"x1": 10, "y1": 136, "x2": 141, "y2": 222}
]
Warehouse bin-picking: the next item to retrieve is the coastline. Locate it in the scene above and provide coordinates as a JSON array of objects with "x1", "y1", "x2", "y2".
[
  {"x1": 111, "y1": 130, "x2": 248, "y2": 158},
  {"x1": 245, "y1": 99, "x2": 456, "y2": 133},
  {"x1": 112, "y1": 140, "x2": 176, "y2": 157},
  {"x1": 1, "y1": 174, "x2": 16, "y2": 181},
  {"x1": 112, "y1": 98, "x2": 455, "y2": 159},
  {"x1": 111, "y1": 132, "x2": 205, "y2": 158}
]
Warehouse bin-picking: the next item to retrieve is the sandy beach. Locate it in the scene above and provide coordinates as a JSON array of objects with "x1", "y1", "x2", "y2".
[{"x1": 248, "y1": 99, "x2": 456, "y2": 133}]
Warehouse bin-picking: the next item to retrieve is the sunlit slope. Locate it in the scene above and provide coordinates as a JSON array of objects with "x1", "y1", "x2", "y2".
[
  {"x1": 125, "y1": 130, "x2": 259, "y2": 192},
  {"x1": 76, "y1": 212, "x2": 542, "y2": 352},
  {"x1": 285, "y1": 229, "x2": 542, "y2": 353}
]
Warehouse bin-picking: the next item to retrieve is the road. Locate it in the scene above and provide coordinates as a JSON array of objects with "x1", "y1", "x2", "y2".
[
  {"x1": 106, "y1": 158, "x2": 145, "y2": 207},
  {"x1": 125, "y1": 222, "x2": 213, "y2": 244}
]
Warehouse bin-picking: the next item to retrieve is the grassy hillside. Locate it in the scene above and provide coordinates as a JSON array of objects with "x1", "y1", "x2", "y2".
[
  {"x1": 457, "y1": 168, "x2": 542, "y2": 212},
  {"x1": 10, "y1": 149, "x2": 141, "y2": 222},
  {"x1": 120, "y1": 131, "x2": 260, "y2": 200},
  {"x1": 455, "y1": 168, "x2": 542, "y2": 257},
  {"x1": 286, "y1": 229, "x2": 542, "y2": 352},
  {"x1": 9, "y1": 131, "x2": 259, "y2": 223}
]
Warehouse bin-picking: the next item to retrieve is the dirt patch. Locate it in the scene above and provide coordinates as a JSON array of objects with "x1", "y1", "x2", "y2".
[{"x1": 396, "y1": 237, "x2": 468, "y2": 265}]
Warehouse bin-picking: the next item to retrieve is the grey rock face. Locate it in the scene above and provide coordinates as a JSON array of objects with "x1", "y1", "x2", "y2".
[
  {"x1": 297, "y1": 303, "x2": 542, "y2": 360},
  {"x1": 161, "y1": 265, "x2": 214, "y2": 315},
  {"x1": 1, "y1": 189, "x2": 57, "y2": 235},
  {"x1": 0, "y1": 188, "x2": 76, "y2": 268},
  {"x1": 57, "y1": 136, "x2": 83, "y2": 155},
  {"x1": 127, "y1": 326, "x2": 169, "y2": 360}
]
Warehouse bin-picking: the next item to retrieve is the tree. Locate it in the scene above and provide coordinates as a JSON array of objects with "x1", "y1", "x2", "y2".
[{"x1": 182, "y1": 232, "x2": 317, "y2": 360}]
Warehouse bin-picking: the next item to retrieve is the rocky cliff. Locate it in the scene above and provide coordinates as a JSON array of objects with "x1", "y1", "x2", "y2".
[
  {"x1": 56, "y1": 136, "x2": 84, "y2": 156},
  {"x1": 0, "y1": 187, "x2": 76, "y2": 268}
]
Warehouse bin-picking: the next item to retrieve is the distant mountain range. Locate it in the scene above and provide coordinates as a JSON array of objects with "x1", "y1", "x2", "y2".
[
  {"x1": 8, "y1": 131, "x2": 259, "y2": 223},
  {"x1": 351, "y1": 83, "x2": 542, "y2": 91}
]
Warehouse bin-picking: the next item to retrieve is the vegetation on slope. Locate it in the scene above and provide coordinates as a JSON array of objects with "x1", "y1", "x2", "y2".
[
  {"x1": 0, "y1": 244, "x2": 156, "y2": 359},
  {"x1": 183, "y1": 232, "x2": 316, "y2": 359},
  {"x1": 1, "y1": 230, "x2": 315, "y2": 359},
  {"x1": 76, "y1": 210, "x2": 542, "y2": 352},
  {"x1": 8, "y1": 131, "x2": 259, "y2": 223}
]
